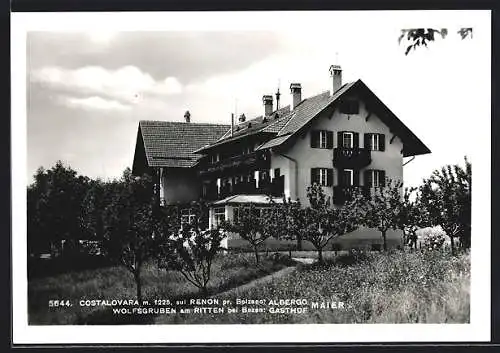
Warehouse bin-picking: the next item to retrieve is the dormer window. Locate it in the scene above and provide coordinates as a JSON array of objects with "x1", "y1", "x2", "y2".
[{"x1": 339, "y1": 99, "x2": 359, "y2": 115}]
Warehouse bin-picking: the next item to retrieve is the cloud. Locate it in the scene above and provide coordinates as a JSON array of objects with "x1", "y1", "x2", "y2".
[
  {"x1": 30, "y1": 65, "x2": 184, "y2": 110},
  {"x1": 60, "y1": 96, "x2": 131, "y2": 111}
]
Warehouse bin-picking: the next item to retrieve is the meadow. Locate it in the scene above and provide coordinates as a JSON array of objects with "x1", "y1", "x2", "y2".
[
  {"x1": 28, "y1": 248, "x2": 470, "y2": 325},
  {"x1": 28, "y1": 252, "x2": 293, "y2": 325},
  {"x1": 164, "y1": 249, "x2": 470, "y2": 324}
]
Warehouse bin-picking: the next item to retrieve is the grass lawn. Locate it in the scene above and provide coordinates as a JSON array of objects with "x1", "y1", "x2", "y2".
[
  {"x1": 169, "y1": 250, "x2": 470, "y2": 324},
  {"x1": 28, "y1": 252, "x2": 293, "y2": 325}
]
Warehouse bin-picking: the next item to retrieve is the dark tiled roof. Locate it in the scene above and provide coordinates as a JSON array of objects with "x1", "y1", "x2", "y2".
[
  {"x1": 138, "y1": 120, "x2": 229, "y2": 168},
  {"x1": 196, "y1": 105, "x2": 291, "y2": 153},
  {"x1": 278, "y1": 84, "x2": 354, "y2": 136}
]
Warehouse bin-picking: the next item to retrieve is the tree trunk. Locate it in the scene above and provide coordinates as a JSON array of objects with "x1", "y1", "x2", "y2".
[
  {"x1": 200, "y1": 286, "x2": 209, "y2": 298},
  {"x1": 297, "y1": 234, "x2": 303, "y2": 251},
  {"x1": 382, "y1": 231, "x2": 387, "y2": 251},
  {"x1": 253, "y1": 245, "x2": 260, "y2": 264},
  {"x1": 134, "y1": 270, "x2": 142, "y2": 303},
  {"x1": 317, "y1": 247, "x2": 323, "y2": 263},
  {"x1": 450, "y1": 235, "x2": 455, "y2": 255}
]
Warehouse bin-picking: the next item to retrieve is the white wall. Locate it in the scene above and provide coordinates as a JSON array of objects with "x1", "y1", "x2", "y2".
[{"x1": 271, "y1": 94, "x2": 404, "y2": 205}]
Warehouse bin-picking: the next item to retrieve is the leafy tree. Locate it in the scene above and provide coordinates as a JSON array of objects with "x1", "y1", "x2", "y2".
[
  {"x1": 157, "y1": 225, "x2": 225, "y2": 297},
  {"x1": 398, "y1": 27, "x2": 473, "y2": 55},
  {"x1": 27, "y1": 161, "x2": 90, "y2": 256},
  {"x1": 398, "y1": 187, "x2": 430, "y2": 249},
  {"x1": 298, "y1": 183, "x2": 359, "y2": 263},
  {"x1": 419, "y1": 157, "x2": 471, "y2": 254},
  {"x1": 81, "y1": 178, "x2": 121, "y2": 248},
  {"x1": 358, "y1": 178, "x2": 404, "y2": 251},
  {"x1": 221, "y1": 202, "x2": 277, "y2": 264},
  {"x1": 102, "y1": 169, "x2": 177, "y2": 302},
  {"x1": 272, "y1": 197, "x2": 305, "y2": 251}
]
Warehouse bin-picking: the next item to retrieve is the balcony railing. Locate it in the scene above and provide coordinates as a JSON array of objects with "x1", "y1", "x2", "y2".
[
  {"x1": 198, "y1": 151, "x2": 271, "y2": 177},
  {"x1": 333, "y1": 185, "x2": 370, "y2": 205},
  {"x1": 202, "y1": 176, "x2": 285, "y2": 201},
  {"x1": 332, "y1": 147, "x2": 371, "y2": 169}
]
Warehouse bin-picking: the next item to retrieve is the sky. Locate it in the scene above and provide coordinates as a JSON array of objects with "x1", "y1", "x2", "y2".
[{"x1": 24, "y1": 11, "x2": 491, "y2": 188}]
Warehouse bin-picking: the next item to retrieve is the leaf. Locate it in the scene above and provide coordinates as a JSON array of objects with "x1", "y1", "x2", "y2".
[{"x1": 440, "y1": 28, "x2": 448, "y2": 39}]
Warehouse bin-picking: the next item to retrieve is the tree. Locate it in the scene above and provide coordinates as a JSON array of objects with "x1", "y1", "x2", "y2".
[
  {"x1": 81, "y1": 178, "x2": 121, "y2": 247},
  {"x1": 272, "y1": 197, "x2": 305, "y2": 251},
  {"x1": 398, "y1": 27, "x2": 473, "y2": 55},
  {"x1": 27, "y1": 161, "x2": 90, "y2": 256},
  {"x1": 221, "y1": 202, "x2": 276, "y2": 264},
  {"x1": 398, "y1": 187, "x2": 430, "y2": 249},
  {"x1": 358, "y1": 178, "x2": 404, "y2": 251},
  {"x1": 419, "y1": 157, "x2": 471, "y2": 254},
  {"x1": 102, "y1": 169, "x2": 176, "y2": 302},
  {"x1": 298, "y1": 183, "x2": 359, "y2": 263},
  {"x1": 157, "y1": 225, "x2": 225, "y2": 297}
]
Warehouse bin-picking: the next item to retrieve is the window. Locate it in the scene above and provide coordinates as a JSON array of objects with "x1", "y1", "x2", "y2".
[
  {"x1": 181, "y1": 208, "x2": 197, "y2": 225},
  {"x1": 311, "y1": 130, "x2": 333, "y2": 149},
  {"x1": 365, "y1": 169, "x2": 386, "y2": 187},
  {"x1": 342, "y1": 169, "x2": 354, "y2": 186},
  {"x1": 319, "y1": 130, "x2": 328, "y2": 148},
  {"x1": 339, "y1": 99, "x2": 359, "y2": 115},
  {"x1": 214, "y1": 207, "x2": 226, "y2": 228},
  {"x1": 311, "y1": 168, "x2": 333, "y2": 186},
  {"x1": 364, "y1": 133, "x2": 385, "y2": 151},
  {"x1": 343, "y1": 132, "x2": 353, "y2": 148},
  {"x1": 371, "y1": 134, "x2": 380, "y2": 151},
  {"x1": 274, "y1": 168, "x2": 281, "y2": 178}
]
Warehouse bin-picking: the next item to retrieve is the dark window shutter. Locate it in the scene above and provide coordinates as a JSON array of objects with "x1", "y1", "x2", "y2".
[
  {"x1": 311, "y1": 130, "x2": 319, "y2": 148},
  {"x1": 364, "y1": 133, "x2": 371, "y2": 150},
  {"x1": 379, "y1": 134, "x2": 386, "y2": 151},
  {"x1": 380, "y1": 170, "x2": 386, "y2": 186},
  {"x1": 326, "y1": 131, "x2": 334, "y2": 149},
  {"x1": 353, "y1": 132, "x2": 359, "y2": 148},
  {"x1": 364, "y1": 169, "x2": 372, "y2": 187},
  {"x1": 327, "y1": 169, "x2": 333, "y2": 186},
  {"x1": 311, "y1": 168, "x2": 318, "y2": 185},
  {"x1": 353, "y1": 169, "x2": 360, "y2": 186},
  {"x1": 337, "y1": 132, "x2": 343, "y2": 148},
  {"x1": 338, "y1": 169, "x2": 345, "y2": 186}
]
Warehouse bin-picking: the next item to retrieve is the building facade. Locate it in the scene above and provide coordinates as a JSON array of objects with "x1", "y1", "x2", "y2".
[{"x1": 132, "y1": 66, "x2": 431, "y2": 249}]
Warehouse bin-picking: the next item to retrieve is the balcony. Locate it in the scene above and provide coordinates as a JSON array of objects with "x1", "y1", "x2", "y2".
[
  {"x1": 202, "y1": 176, "x2": 285, "y2": 201},
  {"x1": 332, "y1": 147, "x2": 371, "y2": 169},
  {"x1": 333, "y1": 185, "x2": 370, "y2": 206},
  {"x1": 198, "y1": 151, "x2": 271, "y2": 177}
]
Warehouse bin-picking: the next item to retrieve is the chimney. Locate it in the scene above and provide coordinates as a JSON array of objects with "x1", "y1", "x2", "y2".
[
  {"x1": 239, "y1": 113, "x2": 246, "y2": 123},
  {"x1": 329, "y1": 65, "x2": 342, "y2": 94},
  {"x1": 184, "y1": 110, "x2": 191, "y2": 123},
  {"x1": 231, "y1": 113, "x2": 234, "y2": 137},
  {"x1": 262, "y1": 95, "x2": 273, "y2": 116},
  {"x1": 290, "y1": 83, "x2": 302, "y2": 109}
]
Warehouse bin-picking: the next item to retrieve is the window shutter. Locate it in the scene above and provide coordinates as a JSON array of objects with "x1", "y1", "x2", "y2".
[
  {"x1": 326, "y1": 131, "x2": 334, "y2": 149},
  {"x1": 353, "y1": 132, "x2": 360, "y2": 148},
  {"x1": 338, "y1": 169, "x2": 345, "y2": 186},
  {"x1": 311, "y1": 130, "x2": 319, "y2": 148},
  {"x1": 327, "y1": 169, "x2": 333, "y2": 186},
  {"x1": 311, "y1": 168, "x2": 318, "y2": 185},
  {"x1": 364, "y1": 133, "x2": 371, "y2": 150},
  {"x1": 379, "y1": 134, "x2": 386, "y2": 151},
  {"x1": 380, "y1": 170, "x2": 386, "y2": 186},
  {"x1": 337, "y1": 132, "x2": 343, "y2": 148},
  {"x1": 364, "y1": 169, "x2": 372, "y2": 187},
  {"x1": 353, "y1": 169, "x2": 360, "y2": 186}
]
